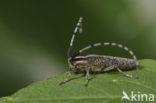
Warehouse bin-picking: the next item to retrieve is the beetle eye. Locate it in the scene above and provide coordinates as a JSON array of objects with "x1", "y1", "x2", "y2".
[{"x1": 70, "y1": 60, "x2": 73, "y2": 65}]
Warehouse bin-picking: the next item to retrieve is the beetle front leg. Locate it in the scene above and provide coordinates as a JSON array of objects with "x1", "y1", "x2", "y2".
[
  {"x1": 59, "y1": 71, "x2": 72, "y2": 85},
  {"x1": 85, "y1": 68, "x2": 90, "y2": 87}
]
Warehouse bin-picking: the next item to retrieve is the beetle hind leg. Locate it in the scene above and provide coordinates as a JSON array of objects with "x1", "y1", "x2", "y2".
[
  {"x1": 85, "y1": 68, "x2": 90, "y2": 87},
  {"x1": 103, "y1": 66, "x2": 116, "y2": 72},
  {"x1": 117, "y1": 68, "x2": 138, "y2": 79}
]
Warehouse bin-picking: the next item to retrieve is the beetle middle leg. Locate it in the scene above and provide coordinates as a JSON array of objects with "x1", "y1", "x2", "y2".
[
  {"x1": 117, "y1": 68, "x2": 138, "y2": 79},
  {"x1": 85, "y1": 68, "x2": 90, "y2": 87}
]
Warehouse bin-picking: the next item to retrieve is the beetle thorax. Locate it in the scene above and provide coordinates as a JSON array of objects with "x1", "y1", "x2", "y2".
[{"x1": 68, "y1": 56, "x2": 89, "y2": 71}]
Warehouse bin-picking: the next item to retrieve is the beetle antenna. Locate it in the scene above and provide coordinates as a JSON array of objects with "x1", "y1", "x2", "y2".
[
  {"x1": 67, "y1": 17, "x2": 83, "y2": 58},
  {"x1": 76, "y1": 42, "x2": 139, "y2": 71}
]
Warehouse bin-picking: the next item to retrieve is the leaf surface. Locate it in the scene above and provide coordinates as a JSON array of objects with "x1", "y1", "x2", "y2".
[{"x1": 0, "y1": 59, "x2": 156, "y2": 103}]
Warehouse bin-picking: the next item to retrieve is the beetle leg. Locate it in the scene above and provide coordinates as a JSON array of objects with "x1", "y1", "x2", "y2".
[
  {"x1": 59, "y1": 71, "x2": 72, "y2": 85},
  {"x1": 103, "y1": 66, "x2": 115, "y2": 72},
  {"x1": 85, "y1": 68, "x2": 90, "y2": 87},
  {"x1": 117, "y1": 68, "x2": 138, "y2": 79}
]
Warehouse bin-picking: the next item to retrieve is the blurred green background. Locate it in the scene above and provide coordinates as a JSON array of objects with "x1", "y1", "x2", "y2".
[{"x1": 0, "y1": 0, "x2": 156, "y2": 97}]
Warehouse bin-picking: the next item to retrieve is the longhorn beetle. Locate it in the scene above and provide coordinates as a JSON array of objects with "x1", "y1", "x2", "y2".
[{"x1": 59, "y1": 17, "x2": 139, "y2": 87}]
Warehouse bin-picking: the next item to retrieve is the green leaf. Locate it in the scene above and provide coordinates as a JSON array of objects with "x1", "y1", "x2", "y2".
[{"x1": 0, "y1": 59, "x2": 156, "y2": 103}]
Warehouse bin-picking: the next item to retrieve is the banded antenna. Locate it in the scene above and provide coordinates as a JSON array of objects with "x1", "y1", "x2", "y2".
[{"x1": 67, "y1": 17, "x2": 83, "y2": 58}]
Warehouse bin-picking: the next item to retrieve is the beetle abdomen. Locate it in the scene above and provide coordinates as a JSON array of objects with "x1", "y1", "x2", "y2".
[{"x1": 85, "y1": 55, "x2": 137, "y2": 72}]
